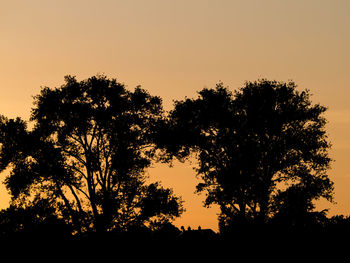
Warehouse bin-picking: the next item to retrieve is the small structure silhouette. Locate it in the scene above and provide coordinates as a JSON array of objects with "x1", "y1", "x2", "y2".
[{"x1": 177, "y1": 226, "x2": 218, "y2": 241}]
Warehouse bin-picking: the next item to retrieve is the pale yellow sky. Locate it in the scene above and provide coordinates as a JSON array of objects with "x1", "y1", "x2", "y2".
[{"x1": 1, "y1": 0, "x2": 350, "y2": 231}]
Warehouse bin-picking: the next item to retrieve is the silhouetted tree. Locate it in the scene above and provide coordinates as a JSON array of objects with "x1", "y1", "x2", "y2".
[
  {"x1": 163, "y1": 79, "x2": 333, "y2": 230},
  {"x1": 0, "y1": 75, "x2": 183, "y2": 235}
]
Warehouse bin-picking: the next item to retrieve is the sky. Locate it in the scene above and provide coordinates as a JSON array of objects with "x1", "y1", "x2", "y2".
[{"x1": 1, "y1": 0, "x2": 350, "y2": 231}]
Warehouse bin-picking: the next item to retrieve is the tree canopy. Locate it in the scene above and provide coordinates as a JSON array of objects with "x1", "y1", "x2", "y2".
[
  {"x1": 164, "y1": 79, "x2": 333, "y2": 230},
  {"x1": 0, "y1": 75, "x2": 183, "y2": 235}
]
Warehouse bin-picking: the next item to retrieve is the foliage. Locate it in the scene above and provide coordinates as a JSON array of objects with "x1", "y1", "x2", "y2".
[
  {"x1": 0, "y1": 75, "x2": 183, "y2": 234},
  {"x1": 165, "y1": 79, "x2": 334, "y2": 227}
]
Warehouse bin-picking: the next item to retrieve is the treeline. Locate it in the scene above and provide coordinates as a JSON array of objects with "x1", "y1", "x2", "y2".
[{"x1": 0, "y1": 75, "x2": 347, "y2": 242}]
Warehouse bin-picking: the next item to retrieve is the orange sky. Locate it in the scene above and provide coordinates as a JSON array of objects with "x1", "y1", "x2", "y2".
[{"x1": 1, "y1": 0, "x2": 350, "y2": 231}]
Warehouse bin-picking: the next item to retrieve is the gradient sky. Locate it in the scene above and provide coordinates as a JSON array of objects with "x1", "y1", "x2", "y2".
[{"x1": 1, "y1": 0, "x2": 350, "y2": 231}]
